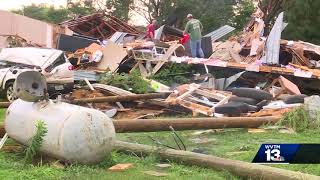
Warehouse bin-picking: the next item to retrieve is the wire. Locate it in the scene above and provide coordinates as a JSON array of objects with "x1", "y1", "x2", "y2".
[
  {"x1": 169, "y1": 126, "x2": 186, "y2": 151},
  {"x1": 147, "y1": 136, "x2": 177, "y2": 150}
]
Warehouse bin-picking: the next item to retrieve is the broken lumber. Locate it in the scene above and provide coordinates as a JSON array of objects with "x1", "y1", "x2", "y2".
[
  {"x1": 114, "y1": 141, "x2": 319, "y2": 180},
  {"x1": 113, "y1": 116, "x2": 280, "y2": 133},
  {"x1": 71, "y1": 92, "x2": 171, "y2": 104}
]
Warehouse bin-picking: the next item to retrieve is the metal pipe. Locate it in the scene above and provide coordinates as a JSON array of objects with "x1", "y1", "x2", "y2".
[
  {"x1": 71, "y1": 92, "x2": 171, "y2": 104},
  {"x1": 113, "y1": 116, "x2": 280, "y2": 133}
]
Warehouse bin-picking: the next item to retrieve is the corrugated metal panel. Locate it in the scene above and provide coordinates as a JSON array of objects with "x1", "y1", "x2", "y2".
[
  {"x1": 109, "y1": 32, "x2": 128, "y2": 44},
  {"x1": 204, "y1": 25, "x2": 235, "y2": 42},
  {"x1": 74, "y1": 70, "x2": 98, "y2": 81},
  {"x1": 154, "y1": 25, "x2": 165, "y2": 40},
  {"x1": 265, "y1": 12, "x2": 284, "y2": 65}
]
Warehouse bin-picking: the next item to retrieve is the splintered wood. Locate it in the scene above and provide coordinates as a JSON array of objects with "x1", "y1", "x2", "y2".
[
  {"x1": 249, "y1": 108, "x2": 293, "y2": 117},
  {"x1": 265, "y1": 76, "x2": 301, "y2": 99},
  {"x1": 166, "y1": 84, "x2": 231, "y2": 116}
]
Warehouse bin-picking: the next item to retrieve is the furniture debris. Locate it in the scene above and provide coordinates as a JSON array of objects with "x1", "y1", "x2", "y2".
[{"x1": 166, "y1": 84, "x2": 231, "y2": 116}]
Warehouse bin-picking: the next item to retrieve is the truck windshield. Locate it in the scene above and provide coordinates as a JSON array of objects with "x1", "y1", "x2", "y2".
[
  {"x1": 0, "y1": 60, "x2": 41, "y2": 69},
  {"x1": 44, "y1": 54, "x2": 66, "y2": 73}
]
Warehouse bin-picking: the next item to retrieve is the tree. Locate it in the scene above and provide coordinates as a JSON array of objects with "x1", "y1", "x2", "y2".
[
  {"x1": 283, "y1": 0, "x2": 320, "y2": 44},
  {"x1": 232, "y1": 0, "x2": 255, "y2": 30},
  {"x1": 106, "y1": 0, "x2": 133, "y2": 21},
  {"x1": 12, "y1": 2, "x2": 96, "y2": 24},
  {"x1": 134, "y1": 0, "x2": 241, "y2": 33}
]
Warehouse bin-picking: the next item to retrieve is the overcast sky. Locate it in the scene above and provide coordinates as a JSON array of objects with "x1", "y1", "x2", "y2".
[
  {"x1": 0, "y1": 0, "x2": 147, "y2": 25},
  {"x1": 0, "y1": 0, "x2": 67, "y2": 10}
]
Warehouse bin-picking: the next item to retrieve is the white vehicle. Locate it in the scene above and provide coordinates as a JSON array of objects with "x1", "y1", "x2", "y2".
[{"x1": 0, "y1": 47, "x2": 74, "y2": 101}]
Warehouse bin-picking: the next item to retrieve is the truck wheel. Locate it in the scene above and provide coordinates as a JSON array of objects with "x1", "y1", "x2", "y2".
[
  {"x1": 231, "y1": 88, "x2": 273, "y2": 101},
  {"x1": 284, "y1": 94, "x2": 308, "y2": 104},
  {"x1": 5, "y1": 82, "x2": 17, "y2": 102},
  {"x1": 229, "y1": 96, "x2": 258, "y2": 105}
]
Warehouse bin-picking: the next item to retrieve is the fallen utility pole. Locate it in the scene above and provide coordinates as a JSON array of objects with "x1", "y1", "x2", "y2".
[
  {"x1": 71, "y1": 92, "x2": 171, "y2": 104},
  {"x1": 0, "y1": 116, "x2": 280, "y2": 137},
  {"x1": 114, "y1": 141, "x2": 319, "y2": 180},
  {"x1": 0, "y1": 102, "x2": 10, "y2": 109},
  {"x1": 113, "y1": 116, "x2": 280, "y2": 133}
]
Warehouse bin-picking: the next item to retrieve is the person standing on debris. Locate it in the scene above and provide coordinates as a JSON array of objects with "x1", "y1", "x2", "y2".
[
  {"x1": 146, "y1": 20, "x2": 157, "y2": 40},
  {"x1": 184, "y1": 14, "x2": 204, "y2": 58}
]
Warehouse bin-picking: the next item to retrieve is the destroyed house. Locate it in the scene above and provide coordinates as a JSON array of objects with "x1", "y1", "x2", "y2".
[{"x1": 59, "y1": 13, "x2": 141, "y2": 40}]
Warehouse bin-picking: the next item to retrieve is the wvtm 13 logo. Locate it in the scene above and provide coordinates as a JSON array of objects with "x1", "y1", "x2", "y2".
[
  {"x1": 252, "y1": 144, "x2": 299, "y2": 164},
  {"x1": 264, "y1": 145, "x2": 285, "y2": 162}
]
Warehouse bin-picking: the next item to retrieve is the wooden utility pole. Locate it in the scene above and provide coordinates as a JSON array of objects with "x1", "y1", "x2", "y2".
[
  {"x1": 114, "y1": 141, "x2": 319, "y2": 180},
  {"x1": 113, "y1": 116, "x2": 280, "y2": 133}
]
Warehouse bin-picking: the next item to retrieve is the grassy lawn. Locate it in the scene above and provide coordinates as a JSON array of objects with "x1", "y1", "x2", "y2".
[{"x1": 0, "y1": 109, "x2": 319, "y2": 179}]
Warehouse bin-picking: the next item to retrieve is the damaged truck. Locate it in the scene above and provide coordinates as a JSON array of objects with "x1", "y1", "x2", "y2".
[{"x1": 0, "y1": 47, "x2": 74, "y2": 101}]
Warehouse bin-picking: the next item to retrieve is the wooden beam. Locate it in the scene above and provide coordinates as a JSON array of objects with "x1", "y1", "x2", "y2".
[
  {"x1": 113, "y1": 116, "x2": 280, "y2": 133},
  {"x1": 114, "y1": 141, "x2": 319, "y2": 180},
  {"x1": 70, "y1": 93, "x2": 171, "y2": 104}
]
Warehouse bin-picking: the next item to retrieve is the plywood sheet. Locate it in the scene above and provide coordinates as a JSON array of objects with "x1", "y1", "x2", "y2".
[{"x1": 96, "y1": 41, "x2": 127, "y2": 72}]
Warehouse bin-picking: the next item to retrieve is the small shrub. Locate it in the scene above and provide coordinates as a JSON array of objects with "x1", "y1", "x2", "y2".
[
  {"x1": 150, "y1": 63, "x2": 194, "y2": 86},
  {"x1": 99, "y1": 71, "x2": 153, "y2": 94},
  {"x1": 278, "y1": 107, "x2": 320, "y2": 132},
  {"x1": 24, "y1": 120, "x2": 48, "y2": 164}
]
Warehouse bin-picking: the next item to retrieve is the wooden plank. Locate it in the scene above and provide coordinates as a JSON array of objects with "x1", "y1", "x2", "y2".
[
  {"x1": 194, "y1": 89, "x2": 226, "y2": 101},
  {"x1": 228, "y1": 48, "x2": 242, "y2": 63},
  {"x1": 177, "y1": 84, "x2": 200, "y2": 100},
  {"x1": 279, "y1": 76, "x2": 301, "y2": 95},
  {"x1": 211, "y1": 95, "x2": 232, "y2": 112},
  {"x1": 177, "y1": 99, "x2": 213, "y2": 116},
  {"x1": 96, "y1": 41, "x2": 127, "y2": 72},
  {"x1": 138, "y1": 61, "x2": 148, "y2": 78}
]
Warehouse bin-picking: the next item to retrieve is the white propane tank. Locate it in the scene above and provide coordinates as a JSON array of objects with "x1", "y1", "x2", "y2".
[{"x1": 5, "y1": 99, "x2": 116, "y2": 164}]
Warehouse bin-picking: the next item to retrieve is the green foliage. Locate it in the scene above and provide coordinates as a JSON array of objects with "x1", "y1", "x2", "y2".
[
  {"x1": 150, "y1": 63, "x2": 194, "y2": 86},
  {"x1": 99, "y1": 71, "x2": 153, "y2": 94},
  {"x1": 106, "y1": 0, "x2": 133, "y2": 21},
  {"x1": 232, "y1": 0, "x2": 255, "y2": 30},
  {"x1": 283, "y1": 0, "x2": 320, "y2": 44},
  {"x1": 24, "y1": 120, "x2": 48, "y2": 164},
  {"x1": 278, "y1": 107, "x2": 320, "y2": 132},
  {"x1": 12, "y1": 3, "x2": 95, "y2": 24},
  {"x1": 137, "y1": 0, "x2": 239, "y2": 33}
]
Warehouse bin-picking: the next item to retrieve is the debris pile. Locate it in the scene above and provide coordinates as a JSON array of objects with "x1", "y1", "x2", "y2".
[{"x1": 59, "y1": 13, "x2": 141, "y2": 40}]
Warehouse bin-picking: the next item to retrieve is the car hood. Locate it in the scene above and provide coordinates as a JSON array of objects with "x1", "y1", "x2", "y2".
[{"x1": 0, "y1": 48, "x2": 64, "y2": 68}]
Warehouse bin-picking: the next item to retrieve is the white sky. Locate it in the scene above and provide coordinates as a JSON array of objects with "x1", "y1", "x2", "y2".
[
  {"x1": 0, "y1": 0, "x2": 148, "y2": 25},
  {"x1": 0, "y1": 0, "x2": 67, "y2": 10}
]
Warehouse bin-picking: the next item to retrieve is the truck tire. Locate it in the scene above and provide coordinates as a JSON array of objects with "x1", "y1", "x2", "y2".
[
  {"x1": 256, "y1": 100, "x2": 270, "y2": 109},
  {"x1": 5, "y1": 82, "x2": 17, "y2": 102},
  {"x1": 284, "y1": 95, "x2": 308, "y2": 104},
  {"x1": 229, "y1": 96, "x2": 258, "y2": 105},
  {"x1": 215, "y1": 102, "x2": 249, "y2": 115},
  {"x1": 231, "y1": 88, "x2": 273, "y2": 101}
]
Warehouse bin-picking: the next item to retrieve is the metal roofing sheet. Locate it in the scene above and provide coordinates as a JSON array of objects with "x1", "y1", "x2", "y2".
[
  {"x1": 265, "y1": 12, "x2": 284, "y2": 65},
  {"x1": 204, "y1": 25, "x2": 235, "y2": 42}
]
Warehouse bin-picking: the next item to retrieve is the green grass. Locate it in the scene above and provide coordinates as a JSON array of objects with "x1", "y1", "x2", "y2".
[{"x1": 1, "y1": 109, "x2": 320, "y2": 179}]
